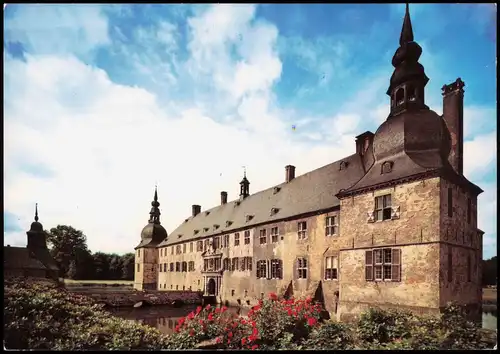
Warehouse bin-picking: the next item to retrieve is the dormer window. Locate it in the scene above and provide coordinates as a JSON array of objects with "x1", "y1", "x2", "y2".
[
  {"x1": 178, "y1": 234, "x2": 183, "y2": 238},
  {"x1": 270, "y1": 208, "x2": 280, "y2": 216},
  {"x1": 213, "y1": 224, "x2": 220, "y2": 231},
  {"x1": 246, "y1": 215, "x2": 254, "y2": 222},
  {"x1": 273, "y1": 187, "x2": 281, "y2": 194},
  {"x1": 203, "y1": 227, "x2": 209, "y2": 232},
  {"x1": 226, "y1": 221, "x2": 233, "y2": 227},
  {"x1": 205, "y1": 211, "x2": 210, "y2": 216},
  {"x1": 235, "y1": 201, "x2": 241, "y2": 207},
  {"x1": 194, "y1": 229, "x2": 199, "y2": 235},
  {"x1": 381, "y1": 161, "x2": 394, "y2": 174},
  {"x1": 184, "y1": 219, "x2": 189, "y2": 223},
  {"x1": 339, "y1": 161, "x2": 349, "y2": 171}
]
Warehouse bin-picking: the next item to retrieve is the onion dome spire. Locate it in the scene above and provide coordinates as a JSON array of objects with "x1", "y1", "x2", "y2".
[
  {"x1": 148, "y1": 185, "x2": 161, "y2": 224},
  {"x1": 387, "y1": 3, "x2": 429, "y2": 117},
  {"x1": 239, "y1": 166, "x2": 250, "y2": 199}
]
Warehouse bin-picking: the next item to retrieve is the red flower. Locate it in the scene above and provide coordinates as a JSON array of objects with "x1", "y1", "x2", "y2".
[
  {"x1": 215, "y1": 337, "x2": 222, "y2": 344},
  {"x1": 307, "y1": 317, "x2": 317, "y2": 326},
  {"x1": 227, "y1": 339, "x2": 231, "y2": 344},
  {"x1": 305, "y1": 297, "x2": 312, "y2": 304},
  {"x1": 187, "y1": 311, "x2": 195, "y2": 320},
  {"x1": 232, "y1": 322, "x2": 238, "y2": 328},
  {"x1": 199, "y1": 319, "x2": 204, "y2": 325},
  {"x1": 258, "y1": 299, "x2": 263, "y2": 306},
  {"x1": 242, "y1": 337, "x2": 247, "y2": 345},
  {"x1": 241, "y1": 319, "x2": 247, "y2": 325},
  {"x1": 268, "y1": 292, "x2": 278, "y2": 301},
  {"x1": 228, "y1": 331, "x2": 233, "y2": 338},
  {"x1": 287, "y1": 309, "x2": 293, "y2": 316},
  {"x1": 215, "y1": 308, "x2": 221, "y2": 313},
  {"x1": 196, "y1": 306, "x2": 202, "y2": 315},
  {"x1": 189, "y1": 329, "x2": 194, "y2": 336},
  {"x1": 205, "y1": 304, "x2": 211, "y2": 311},
  {"x1": 250, "y1": 320, "x2": 256, "y2": 328},
  {"x1": 208, "y1": 313, "x2": 214, "y2": 321},
  {"x1": 221, "y1": 306, "x2": 228, "y2": 313},
  {"x1": 177, "y1": 317, "x2": 185, "y2": 325},
  {"x1": 252, "y1": 327, "x2": 258, "y2": 337},
  {"x1": 251, "y1": 344, "x2": 259, "y2": 350},
  {"x1": 174, "y1": 325, "x2": 180, "y2": 333}
]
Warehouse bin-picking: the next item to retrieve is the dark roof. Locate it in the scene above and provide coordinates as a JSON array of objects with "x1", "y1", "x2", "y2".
[
  {"x1": 136, "y1": 223, "x2": 168, "y2": 249},
  {"x1": 4, "y1": 247, "x2": 48, "y2": 271},
  {"x1": 158, "y1": 153, "x2": 366, "y2": 247},
  {"x1": 32, "y1": 248, "x2": 59, "y2": 271}
]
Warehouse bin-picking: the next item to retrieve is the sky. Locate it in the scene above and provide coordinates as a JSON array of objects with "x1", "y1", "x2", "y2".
[{"x1": 3, "y1": 4, "x2": 497, "y2": 259}]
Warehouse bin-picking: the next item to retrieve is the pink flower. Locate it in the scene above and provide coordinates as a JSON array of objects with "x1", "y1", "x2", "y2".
[
  {"x1": 189, "y1": 329, "x2": 194, "y2": 336},
  {"x1": 208, "y1": 313, "x2": 214, "y2": 321},
  {"x1": 195, "y1": 306, "x2": 202, "y2": 315},
  {"x1": 242, "y1": 337, "x2": 247, "y2": 345},
  {"x1": 215, "y1": 337, "x2": 222, "y2": 344},
  {"x1": 221, "y1": 306, "x2": 228, "y2": 313},
  {"x1": 307, "y1": 317, "x2": 317, "y2": 326},
  {"x1": 228, "y1": 331, "x2": 233, "y2": 338},
  {"x1": 268, "y1": 292, "x2": 278, "y2": 301},
  {"x1": 205, "y1": 304, "x2": 211, "y2": 311},
  {"x1": 251, "y1": 344, "x2": 259, "y2": 350}
]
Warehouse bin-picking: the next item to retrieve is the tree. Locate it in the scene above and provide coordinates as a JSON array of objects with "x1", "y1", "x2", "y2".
[
  {"x1": 93, "y1": 252, "x2": 111, "y2": 280},
  {"x1": 67, "y1": 260, "x2": 77, "y2": 280},
  {"x1": 109, "y1": 254, "x2": 123, "y2": 280},
  {"x1": 121, "y1": 253, "x2": 135, "y2": 280},
  {"x1": 47, "y1": 225, "x2": 90, "y2": 278},
  {"x1": 482, "y1": 256, "x2": 497, "y2": 286}
]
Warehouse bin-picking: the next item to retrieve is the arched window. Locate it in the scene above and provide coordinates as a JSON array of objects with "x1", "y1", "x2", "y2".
[
  {"x1": 407, "y1": 85, "x2": 416, "y2": 102},
  {"x1": 395, "y1": 88, "x2": 404, "y2": 106}
]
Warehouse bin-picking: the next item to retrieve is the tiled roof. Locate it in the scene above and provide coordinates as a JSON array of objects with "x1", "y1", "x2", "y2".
[
  {"x1": 158, "y1": 153, "x2": 366, "y2": 247},
  {"x1": 4, "y1": 247, "x2": 48, "y2": 270}
]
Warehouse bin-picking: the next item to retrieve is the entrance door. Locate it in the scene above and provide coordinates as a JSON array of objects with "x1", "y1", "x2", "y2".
[{"x1": 207, "y1": 278, "x2": 216, "y2": 295}]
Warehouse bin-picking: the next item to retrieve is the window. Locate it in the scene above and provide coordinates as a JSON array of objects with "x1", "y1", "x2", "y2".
[
  {"x1": 374, "y1": 194, "x2": 392, "y2": 221},
  {"x1": 326, "y1": 216, "x2": 338, "y2": 236},
  {"x1": 223, "y1": 258, "x2": 230, "y2": 271},
  {"x1": 244, "y1": 230, "x2": 251, "y2": 245},
  {"x1": 365, "y1": 248, "x2": 400, "y2": 281},
  {"x1": 271, "y1": 259, "x2": 282, "y2": 279},
  {"x1": 175, "y1": 262, "x2": 180, "y2": 272},
  {"x1": 256, "y1": 260, "x2": 267, "y2": 279},
  {"x1": 159, "y1": 264, "x2": 162, "y2": 272},
  {"x1": 204, "y1": 239, "x2": 210, "y2": 251},
  {"x1": 137, "y1": 264, "x2": 140, "y2": 272},
  {"x1": 215, "y1": 258, "x2": 221, "y2": 270},
  {"x1": 171, "y1": 247, "x2": 174, "y2": 255},
  {"x1": 298, "y1": 221, "x2": 307, "y2": 239},
  {"x1": 176, "y1": 285, "x2": 179, "y2": 290},
  {"x1": 259, "y1": 229, "x2": 267, "y2": 245},
  {"x1": 231, "y1": 258, "x2": 239, "y2": 271},
  {"x1": 176, "y1": 245, "x2": 182, "y2": 255},
  {"x1": 223, "y1": 234, "x2": 230, "y2": 248},
  {"x1": 183, "y1": 243, "x2": 186, "y2": 253},
  {"x1": 231, "y1": 289, "x2": 235, "y2": 296},
  {"x1": 243, "y1": 257, "x2": 252, "y2": 271},
  {"x1": 190, "y1": 242, "x2": 193, "y2": 252},
  {"x1": 234, "y1": 233, "x2": 240, "y2": 246},
  {"x1": 297, "y1": 258, "x2": 307, "y2": 279},
  {"x1": 467, "y1": 198, "x2": 471, "y2": 224},
  {"x1": 448, "y1": 187, "x2": 453, "y2": 217},
  {"x1": 138, "y1": 249, "x2": 140, "y2": 257},
  {"x1": 160, "y1": 248, "x2": 163, "y2": 257},
  {"x1": 169, "y1": 263, "x2": 174, "y2": 272},
  {"x1": 325, "y1": 256, "x2": 338, "y2": 280},
  {"x1": 197, "y1": 241, "x2": 203, "y2": 252},
  {"x1": 163, "y1": 263, "x2": 167, "y2": 272},
  {"x1": 448, "y1": 247, "x2": 452, "y2": 282},
  {"x1": 213, "y1": 237, "x2": 220, "y2": 249},
  {"x1": 182, "y1": 262, "x2": 187, "y2": 272},
  {"x1": 271, "y1": 227, "x2": 279, "y2": 243},
  {"x1": 395, "y1": 87, "x2": 404, "y2": 105},
  {"x1": 203, "y1": 259, "x2": 208, "y2": 272},
  {"x1": 467, "y1": 254, "x2": 471, "y2": 282}
]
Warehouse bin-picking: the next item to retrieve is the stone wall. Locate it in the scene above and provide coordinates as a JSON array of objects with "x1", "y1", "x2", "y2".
[
  {"x1": 337, "y1": 177, "x2": 442, "y2": 320},
  {"x1": 439, "y1": 178, "x2": 482, "y2": 308},
  {"x1": 134, "y1": 247, "x2": 158, "y2": 291}
]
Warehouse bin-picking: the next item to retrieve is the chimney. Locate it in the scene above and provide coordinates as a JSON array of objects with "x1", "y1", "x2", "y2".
[
  {"x1": 355, "y1": 131, "x2": 374, "y2": 157},
  {"x1": 285, "y1": 165, "x2": 296, "y2": 183},
  {"x1": 220, "y1": 191, "x2": 228, "y2": 205},
  {"x1": 442, "y1": 78, "x2": 465, "y2": 175},
  {"x1": 192, "y1": 205, "x2": 201, "y2": 217}
]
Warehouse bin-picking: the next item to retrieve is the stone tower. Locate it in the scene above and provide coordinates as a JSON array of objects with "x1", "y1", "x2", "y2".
[{"x1": 134, "y1": 187, "x2": 167, "y2": 291}]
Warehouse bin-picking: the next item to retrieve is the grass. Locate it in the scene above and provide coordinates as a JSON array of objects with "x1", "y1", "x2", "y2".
[{"x1": 63, "y1": 279, "x2": 133, "y2": 285}]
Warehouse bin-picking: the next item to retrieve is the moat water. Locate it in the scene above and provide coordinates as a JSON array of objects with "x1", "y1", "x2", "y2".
[{"x1": 109, "y1": 305, "x2": 497, "y2": 335}]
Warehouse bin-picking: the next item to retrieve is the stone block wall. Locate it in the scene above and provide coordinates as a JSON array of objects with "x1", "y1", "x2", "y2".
[{"x1": 134, "y1": 247, "x2": 158, "y2": 291}]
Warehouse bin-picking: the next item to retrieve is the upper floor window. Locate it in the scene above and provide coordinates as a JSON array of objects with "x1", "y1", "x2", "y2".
[
  {"x1": 175, "y1": 262, "x2": 180, "y2": 272},
  {"x1": 204, "y1": 239, "x2": 210, "y2": 251},
  {"x1": 297, "y1": 258, "x2": 308, "y2": 279},
  {"x1": 223, "y1": 234, "x2": 230, "y2": 248},
  {"x1": 326, "y1": 216, "x2": 338, "y2": 236},
  {"x1": 190, "y1": 242, "x2": 193, "y2": 252},
  {"x1": 181, "y1": 261, "x2": 187, "y2": 272},
  {"x1": 231, "y1": 258, "x2": 239, "y2": 271},
  {"x1": 244, "y1": 230, "x2": 251, "y2": 245},
  {"x1": 447, "y1": 187, "x2": 453, "y2": 217},
  {"x1": 467, "y1": 198, "x2": 471, "y2": 224},
  {"x1": 223, "y1": 258, "x2": 230, "y2": 271},
  {"x1": 176, "y1": 245, "x2": 182, "y2": 255},
  {"x1": 138, "y1": 249, "x2": 140, "y2": 257},
  {"x1": 374, "y1": 194, "x2": 392, "y2": 221},
  {"x1": 183, "y1": 243, "x2": 186, "y2": 253},
  {"x1": 163, "y1": 263, "x2": 167, "y2": 272},
  {"x1": 270, "y1": 259, "x2": 283, "y2": 279},
  {"x1": 259, "y1": 229, "x2": 267, "y2": 245},
  {"x1": 365, "y1": 248, "x2": 400, "y2": 282},
  {"x1": 325, "y1": 256, "x2": 338, "y2": 280},
  {"x1": 137, "y1": 264, "x2": 140, "y2": 272},
  {"x1": 160, "y1": 248, "x2": 163, "y2": 257},
  {"x1": 298, "y1": 221, "x2": 307, "y2": 239},
  {"x1": 271, "y1": 227, "x2": 279, "y2": 243},
  {"x1": 169, "y1": 263, "x2": 174, "y2": 272},
  {"x1": 234, "y1": 233, "x2": 240, "y2": 246},
  {"x1": 197, "y1": 241, "x2": 203, "y2": 252},
  {"x1": 242, "y1": 257, "x2": 252, "y2": 271},
  {"x1": 213, "y1": 236, "x2": 220, "y2": 249},
  {"x1": 171, "y1": 247, "x2": 174, "y2": 255},
  {"x1": 256, "y1": 260, "x2": 267, "y2": 279}
]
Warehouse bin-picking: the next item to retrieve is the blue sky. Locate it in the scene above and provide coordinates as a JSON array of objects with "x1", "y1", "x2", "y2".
[{"x1": 3, "y1": 4, "x2": 497, "y2": 258}]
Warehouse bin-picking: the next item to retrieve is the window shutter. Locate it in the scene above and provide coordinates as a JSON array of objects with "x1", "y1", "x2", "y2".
[
  {"x1": 391, "y1": 206, "x2": 401, "y2": 220},
  {"x1": 391, "y1": 248, "x2": 401, "y2": 282},
  {"x1": 365, "y1": 250, "x2": 373, "y2": 281},
  {"x1": 367, "y1": 211, "x2": 375, "y2": 223},
  {"x1": 266, "y1": 260, "x2": 271, "y2": 279}
]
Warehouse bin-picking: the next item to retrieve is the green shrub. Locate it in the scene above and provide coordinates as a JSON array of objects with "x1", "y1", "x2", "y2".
[
  {"x1": 4, "y1": 280, "x2": 169, "y2": 350},
  {"x1": 302, "y1": 320, "x2": 355, "y2": 350},
  {"x1": 356, "y1": 307, "x2": 414, "y2": 344}
]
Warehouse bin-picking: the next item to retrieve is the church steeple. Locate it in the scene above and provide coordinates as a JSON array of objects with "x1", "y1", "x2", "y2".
[
  {"x1": 239, "y1": 168, "x2": 250, "y2": 200},
  {"x1": 387, "y1": 3, "x2": 429, "y2": 117},
  {"x1": 148, "y1": 186, "x2": 161, "y2": 224},
  {"x1": 27, "y1": 203, "x2": 46, "y2": 250}
]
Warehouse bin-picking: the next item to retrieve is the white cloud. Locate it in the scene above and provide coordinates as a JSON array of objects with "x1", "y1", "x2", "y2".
[
  {"x1": 4, "y1": 5, "x2": 109, "y2": 57},
  {"x1": 464, "y1": 132, "x2": 497, "y2": 180}
]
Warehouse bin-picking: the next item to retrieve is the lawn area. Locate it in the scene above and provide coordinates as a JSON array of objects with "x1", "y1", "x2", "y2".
[
  {"x1": 62, "y1": 279, "x2": 133, "y2": 285},
  {"x1": 483, "y1": 288, "x2": 497, "y2": 303}
]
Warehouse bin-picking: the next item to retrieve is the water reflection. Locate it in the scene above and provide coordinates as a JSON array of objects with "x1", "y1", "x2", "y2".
[
  {"x1": 110, "y1": 305, "x2": 497, "y2": 335},
  {"x1": 109, "y1": 304, "x2": 248, "y2": 336}
]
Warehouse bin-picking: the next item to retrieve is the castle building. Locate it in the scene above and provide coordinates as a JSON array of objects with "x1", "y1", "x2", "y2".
[
  {"x1": 4, "y1": 204, "x2": 59, "y2": 282},
  {"x1": 134, "y1": 5, "x2": 483, "y2": 321}
]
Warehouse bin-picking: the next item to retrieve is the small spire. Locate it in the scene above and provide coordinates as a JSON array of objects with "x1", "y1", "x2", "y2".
[
  {"x1": 154, "y1": 184, "x2": 158, "y2": 202},
  {"x1": 34, "y1": 203, "x2": 39, "y2": 222},
  {"x1": 399, "y1": 3, "x2": 414, "y2": 45},
  {"x1": 149, "y1": 186, "x2": 161, "y2": 224}
]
